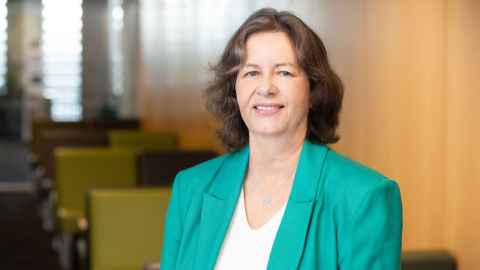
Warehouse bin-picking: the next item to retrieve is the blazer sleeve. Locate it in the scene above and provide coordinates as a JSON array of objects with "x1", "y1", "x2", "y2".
[
  {"x1": 339, "y1": 179, "x2": 403, "y2": 270},
  {"x1": 160, "y1": 172, "x2": 184, "y2": 270}
]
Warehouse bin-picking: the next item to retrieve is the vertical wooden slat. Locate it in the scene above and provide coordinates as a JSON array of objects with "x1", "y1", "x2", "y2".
[{"x1": 445, "y1": 0, "x2": 480, "y2": 269}]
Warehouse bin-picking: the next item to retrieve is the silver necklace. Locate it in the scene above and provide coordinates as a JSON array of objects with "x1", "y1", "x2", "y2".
[{"x1": 248, "y1": 168, "x2": 296, "y2": 207}]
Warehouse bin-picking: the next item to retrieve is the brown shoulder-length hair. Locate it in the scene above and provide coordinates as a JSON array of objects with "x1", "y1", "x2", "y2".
[{"x1": 205, "y1": 8, "x2": 344, "y2": 151}]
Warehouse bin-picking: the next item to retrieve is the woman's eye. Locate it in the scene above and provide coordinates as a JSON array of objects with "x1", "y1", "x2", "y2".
[
  {"x1": 244, "y1": 71, "x2": 259, "y2": 77},
  {"x1": 278, "y1": 70, "x2": 293, "y2": 77}
]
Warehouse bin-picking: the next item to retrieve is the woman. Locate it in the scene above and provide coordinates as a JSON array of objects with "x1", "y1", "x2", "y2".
[{"x1": 160, "y1": 8, "x2": 402, "y2": 270}]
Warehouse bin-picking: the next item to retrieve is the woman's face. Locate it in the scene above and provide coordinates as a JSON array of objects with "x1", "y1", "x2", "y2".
[{"x1": 235, "y1": 31, "x2": 310, "y2": 140}]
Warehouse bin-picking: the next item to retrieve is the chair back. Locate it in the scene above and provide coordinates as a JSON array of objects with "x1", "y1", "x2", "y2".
[
  {"x1": 55, "y1": 147, "x2": 137, "y2": 232},
  {"x1": 137, "y1": 150, "x2": 217, "y2": 186},
  {"x1": 39, "y1": 129, "x2": 109, "y2": 179},
  {"x1": 108, "y1": 130, "x2": 177, "y2": 152},
  {"x1": 31, "y1": 119, "x2": 139, "y2": 156},
  {"x1": 87, "y1": 188, "x2": 171, "y2": 270}
]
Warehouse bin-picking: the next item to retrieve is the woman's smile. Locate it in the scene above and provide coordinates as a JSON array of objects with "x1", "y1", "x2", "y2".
[{"x1": 253, "y1": 103, "x2": 285, "y2": 116}]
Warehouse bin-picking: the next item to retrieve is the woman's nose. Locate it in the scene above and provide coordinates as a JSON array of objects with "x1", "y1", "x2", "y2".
[{"x1": 256, "y1": 75, "x2": 278, "y2": 97}]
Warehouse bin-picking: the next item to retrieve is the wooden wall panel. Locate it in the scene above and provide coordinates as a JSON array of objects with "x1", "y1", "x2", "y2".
[
  {"x1": 138, "y1": 0, "x2": 479, "y2": 268},
  {"x1": 327, "y1": 0, "x2": 447, "y2": 251},
  {"x1": 445, "y1": 0, "x2": 480, "y2": 269}
]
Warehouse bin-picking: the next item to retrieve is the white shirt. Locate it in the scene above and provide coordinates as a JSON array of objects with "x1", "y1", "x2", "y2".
[{"x1": 214, "y1": 187, "x2": 287, "y2": 270}]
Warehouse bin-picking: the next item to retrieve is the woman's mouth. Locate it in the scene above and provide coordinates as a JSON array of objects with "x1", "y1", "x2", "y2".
[{"x1": 253, "y1": 104, "x2": 284, "y2": 116}]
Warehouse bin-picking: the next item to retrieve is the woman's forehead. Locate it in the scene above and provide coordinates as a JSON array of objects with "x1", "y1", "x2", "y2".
[{"x1": 243, "y1": 32, "x2": 299, "y2": 66}]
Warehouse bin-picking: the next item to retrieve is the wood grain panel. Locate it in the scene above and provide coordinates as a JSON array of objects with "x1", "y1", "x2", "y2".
[
  {"x1": 326, "y1": 0, "x2": 448, "y2": 251},
  {"x1": 445, "y1": 0, "x2": 480, "y2": 269}
]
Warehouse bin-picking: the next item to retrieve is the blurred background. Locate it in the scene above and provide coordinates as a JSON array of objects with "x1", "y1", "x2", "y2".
[{"x1": 0, "y1": 0, "x2": 478, "y2": 270}]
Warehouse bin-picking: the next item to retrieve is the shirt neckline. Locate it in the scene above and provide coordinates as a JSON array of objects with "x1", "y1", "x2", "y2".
[{"x1": 239, "y1": 187, "x2": 287, "y2": 232}]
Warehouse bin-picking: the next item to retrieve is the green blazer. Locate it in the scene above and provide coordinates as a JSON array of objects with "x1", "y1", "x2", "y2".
[{"x1": 160, "y1": 140, "x2": 402, "y2": 269}]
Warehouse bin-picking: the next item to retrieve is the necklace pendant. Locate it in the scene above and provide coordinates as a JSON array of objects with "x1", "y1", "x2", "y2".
[{"x1": 262, "y1": 196, "x2": 272, "y2": 206}]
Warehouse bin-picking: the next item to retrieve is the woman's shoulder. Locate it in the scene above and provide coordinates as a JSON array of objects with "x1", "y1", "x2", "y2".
[
  {"x1": 324, "y1": 149, "x2": 390, "y2": 185},
  {"x1": 172, "y1": 153, "x2": 229, "y2": 190},
  {"x1": 178, "y1": 153, "x2": 227, "y2": 177},
  {"x1": 322, "y1": 148, "x2": 400, "y2": 210}
]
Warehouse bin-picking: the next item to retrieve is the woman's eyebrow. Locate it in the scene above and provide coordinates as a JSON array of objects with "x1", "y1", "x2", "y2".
[
  {"x1": 243, "y1": 63, "x2": 260, "y2": 69},
  {"x1": 274, "y1": 62, "x2": 296, "y2": 68},
  {"x1": 243, "y1": 63, "x2": 296, "y2": 69}
]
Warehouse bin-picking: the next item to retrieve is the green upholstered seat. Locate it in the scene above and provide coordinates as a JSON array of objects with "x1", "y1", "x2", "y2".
[
  {"x1": 87, "y1": 188, "x2": 171, "y2": 270},
  {"x1": 55, "y1": 148, "x2": 137, "y2": 233},
  {"x1": 108, "y1": 130, "x2": 177, "y2": 152}
]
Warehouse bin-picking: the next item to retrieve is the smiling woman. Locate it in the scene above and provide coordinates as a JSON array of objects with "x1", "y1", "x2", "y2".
[
  {"x1": 160, "y1": 8, "x2": 402, "y2": 270},
  {"x1": 205, "y1": 8, "x2": 344, "y2": 151},
  {"x1": 235, "y1": 31, "x2": 310, "y2": 141}
]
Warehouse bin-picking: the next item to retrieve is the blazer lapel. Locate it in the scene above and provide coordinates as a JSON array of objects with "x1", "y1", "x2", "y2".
[
  {"x1": 193, "y1": 141, "x2": 329, "y2": 270},
  {"x1": 194, "y1": 146, "x2": 249, "y2": 269},
  {"x1": 267, "y1": 141, "x2": 329, "y2": 270}
]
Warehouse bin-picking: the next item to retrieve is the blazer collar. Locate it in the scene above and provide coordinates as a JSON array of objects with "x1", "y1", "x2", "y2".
[{"x1": 194, "y1": 140, "x2": 330, "y2": 269}]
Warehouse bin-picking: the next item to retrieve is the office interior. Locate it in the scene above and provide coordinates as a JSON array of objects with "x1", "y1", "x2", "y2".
[{"x1": 0, "y1": 0, "x2": 478, "y2": 269}]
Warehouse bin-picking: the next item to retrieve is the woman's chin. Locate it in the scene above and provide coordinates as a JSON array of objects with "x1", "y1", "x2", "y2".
[{"x1": 249, "y1": 127, "x2": 292, "y2": 139}]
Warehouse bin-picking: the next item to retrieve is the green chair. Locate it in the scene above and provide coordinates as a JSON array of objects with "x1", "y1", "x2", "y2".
[
  {"x1": 87, "y1": 188, "x2": 172, "y2": 270},
  {"x1": 55, "y1": 147, "x2": 137, "y2": 234},
  {"x1": 108, "y1": 130, "x2": 177, "y2": 152}
]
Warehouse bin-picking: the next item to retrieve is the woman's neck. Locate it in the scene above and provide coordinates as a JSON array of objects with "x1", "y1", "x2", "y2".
[{"x1": 247, "y1": 131, "x2": 306, "y2": 175}]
